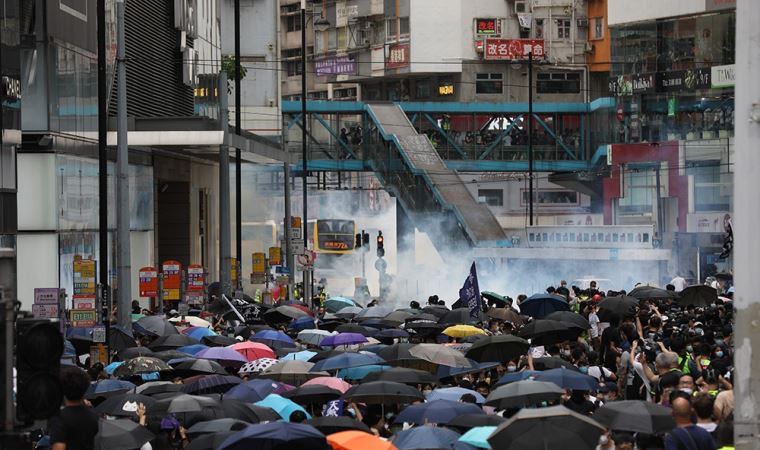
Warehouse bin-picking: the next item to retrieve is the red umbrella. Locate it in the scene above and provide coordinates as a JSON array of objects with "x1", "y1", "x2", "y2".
[{"x1": 228, "y1": 341, "x2": 276, "y2": 361}]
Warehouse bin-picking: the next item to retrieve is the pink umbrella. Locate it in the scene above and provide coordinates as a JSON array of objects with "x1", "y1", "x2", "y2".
[
  {"x1": 228, "y1": 341, "x2": 276, "y2": 361},
  {"x1": 302, "y1": 376, "x2": 352, "y2": 393}
]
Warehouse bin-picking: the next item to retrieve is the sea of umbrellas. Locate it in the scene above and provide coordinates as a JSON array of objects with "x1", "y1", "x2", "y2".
[{"x1": 55, "y1": 284, "x2": 732, "y2": 450}]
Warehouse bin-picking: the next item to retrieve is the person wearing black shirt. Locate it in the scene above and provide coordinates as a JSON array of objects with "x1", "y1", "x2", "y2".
[
  {"x1": 49, "y1": 367, "x2": 99, "y2": 450},
  {"x1": 600, "y1": 318, "x2": 622, "y2": 373}
]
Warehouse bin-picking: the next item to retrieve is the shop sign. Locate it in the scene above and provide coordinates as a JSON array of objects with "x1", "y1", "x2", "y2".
[
  {"x1": 657, "y1": 68, "x2": 710, "y2": 93},
  {"x1": 186, "y1": 265, "x2": 205, "y2": 292},
  {"x1": 711, "y1": 64, "x2": 735, "y2": 88},
  {"x1": 73, "y1": 257, "x2": 97, "y2": 296},
  {"x1": 438, "y1": 84, "x2": 454, "y2": 96},
  {"x1": 484, "y1": 38, "x2": 544, "y2": 61},
  {"x1": 475, "y1": 18, "x2": 501, "y2": 35},
  {"x1": 70, "y1": 309, "x2": 97, "y2": 328},
  {"x1": 34, "y1": 288, "x2": 61, "y2": 305},
  {"x1": 252, "y1": 252, "x2": 266, "y2": 275},
  {"x1": 386, "y1": 43, "x2": 410, "y2": 69},
  {"x1": 162, "y1": 260, "x2": 182, "y2": 301},
  {"x1": 315, "y1": 55, "x2": 357, "y2": 77},
  {"x1": 268, "y1": 247, "x2": 282, "y2": 266},
  {"x1": 138, "y1": 266, "x2": 159, "y2": 297}
]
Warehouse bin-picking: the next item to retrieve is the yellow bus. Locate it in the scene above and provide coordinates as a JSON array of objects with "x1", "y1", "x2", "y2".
[{"x1": 313, "y1": 219, "x2": 357, "y2": 255}]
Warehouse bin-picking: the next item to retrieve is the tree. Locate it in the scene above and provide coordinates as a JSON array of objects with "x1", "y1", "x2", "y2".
[{"x1": 221, "y1": 55, "x2": 247, "y2": 94}]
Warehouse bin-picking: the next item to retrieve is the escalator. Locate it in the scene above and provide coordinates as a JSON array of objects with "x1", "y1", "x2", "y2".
[{"x1": 364, "y1": 103, "x2": 507, "y2": 250}]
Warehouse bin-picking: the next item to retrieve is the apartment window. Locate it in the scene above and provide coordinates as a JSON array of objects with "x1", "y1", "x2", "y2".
[
  {"x1": 328, "y1": 28, "x2": 337, "y2": 50},
  {"x1": 476, "y1": 73, "x2": 503, "y2": 94},
  {"x1": 478, "y1": 189, "x2": 504, "y2": 207},
  {"x1": 591, "y1": 17, "x2": 604, "y2": 40},
  {"x1": 310, "y1": 91, "x2": 328, "y2": 100},
  {"x1": 337, "y1": 27, "x2": 348, "y2": 50},
  {"x1": 385, "y1": 17, "x2": 410, "y2": 42},
  {"x1": 536, "y1": 72, "x2": 581, "y2": 94},
  {"x1": 333, "y1": 87, "x2": 357, "y2": 99},
  {"x1": 286, "y1": 14, "x2": 301, "y2": 32},
  {"x1": 283, "y1": 48, "x2": 302, "y2": 77},
  {"x1": 415, "y1": 81, "x2": 431, "y2": 99},
  {"x1": 535, "y1": 19, "x2": 544, "y2": 39},
  {"x1": 556, "y1": 19, "x2": 571, "y2": 40}
]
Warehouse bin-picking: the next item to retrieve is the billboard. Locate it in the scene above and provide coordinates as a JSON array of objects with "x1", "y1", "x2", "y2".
[{"x1": 484, "y1": 39, "x2": 545, "y2": 61}]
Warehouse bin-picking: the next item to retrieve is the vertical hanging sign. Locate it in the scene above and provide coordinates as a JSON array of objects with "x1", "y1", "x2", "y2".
[
  {"x1": 138, "y1": 266, "x2": 159, "y2": 297},
  {"x1": 162, "y1": 260, "x2": 182, "y2": 301},
  {"x1": 186, "y1": 264, "x2": 205, "y2": 304}
]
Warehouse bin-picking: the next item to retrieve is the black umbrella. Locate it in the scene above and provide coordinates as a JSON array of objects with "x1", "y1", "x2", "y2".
[
  {"x1": 152, "y1": 350, "x2": 194, "y2": 362},
  {"x1": 485, "y1": 380, "x2": 565, "y2": 409},
  {"x1": 597, "y1": 295, "x2": 640, "y2": 321},
  {"x1": 335, "y1": 323, "x2": 377, "y2": 336},
  {"x1": 133, "y1": 316, "x2": 179, "y2": 337},
  {"x1": 135, "y1": 381, "x2": 183, "y2": 396},
  {"x1": 306, "y1": 416, "x2": 371, "y2": 434},
  {"x1": 439, "y1": 308, "x2": 484, "y2": 325},
  {"x1": 146, "y1": 394, "x2": 224, "y2": 430},
  {"x1": 446, "y1": 413, "x2": 506, "y2": 431},
  {"x1": 187, "y1": 418, "x2": 250, "y2": 437},
  {"x1": 629, "y1": 285, "x2": 678, "y2": 300},
  {"x1": 531, "y1": 357, "x2": 579, "y2": 371},
  {"x1": 517, "y1": 320, "x2": 574, "y2": 339},
  {"x1": 405, "y1": 313, "x2": 439, "y2": 323},
  {"x1": 594, "y1": 400, "x2": 675, "y2": 434},
  {"x1": 421, "y1": 305, "x2": 450, "y2": 318},
  {"x1": 181, "y1": 375, "x2": 242, "y2": 395},
  {"x1": 174, "y1": 359, "x2": 228, "y2": 377},
  {"x1": 544, "y1": 311, "x2": 590, "y2": 329},
  {"x1": 362, "y1": 367, "x2": 438, "y2": 385},
  {"x1": 382, "y1": 310, "x2": 414, "y2": 325},
  {"x1": 94, "y1": 393, "x2": 156, "y2": 418},
  {"x1": 281, "y1": 385, "x2": 342, "y2": 405},
  {"x1": 185, "y1": 431, "x2": 237, "y2": 450},
  {"x1": 117, "y1": 347, "x2": 154, "y2": 361},
  {"x1": 93, "y1": 418, "x2": 155, "y2": 450},
  {"x1": 488, "y1": 405, "x2": 605, "y2": 450},
  {"x1": 342, "y1": 381, "x2": 425, "y2": 404},
  {"x1": 149, "y1": 334, "x2": 200, "y2": 351},
  {"x1": 221, "y1": 400, "x2": 280, "y2": 423},
  {"x1": 375, "y1": 343, "x2": 434, "y2": 371},
  {"x1": 464, "y1": 335, "x2": 530, "y2": 363},
  {"x1": 404, "y1": 322, "x2": 445, "y2": 337},
  {"x1": 109, "y1": 326, "x2": 137, "y2": 353},
  {"x1": 678, "y1": 285, "x2": 718, "y2": 307},
  {"x1": 202, "y1": 335, "x2": 238, "y2": 347},
  {"x1": 487, "y1": 308, "x2": 524, "y2": 325}
]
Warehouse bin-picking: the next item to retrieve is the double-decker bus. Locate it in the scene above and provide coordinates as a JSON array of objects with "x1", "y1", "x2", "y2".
[{"x1": 313, "y1": 219, "x2": 357, "y2": 255}]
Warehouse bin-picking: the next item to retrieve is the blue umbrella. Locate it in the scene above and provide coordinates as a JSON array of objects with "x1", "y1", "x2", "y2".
[
  {"x1": 218, "y1": 422, "x2": 328, "y2": 450},
  {"x1": 519, "y1": 294, "x2": 570, "y2": 319},
  {"x1": 337, "y1": 365, "x2": 390, "y2": 380},
  {"x1": 493, "y1": 370, "x2": 541, "y2": 387},
  {"x1": 184, "y1": 327, "x2": 217, "y2": 341},
  {"x1": 534, "y1": 368, "x2": 600, "y2": 391},
  {"x1": 85, "y1": 379, "x2": 135, "y2": 399},
  {"x1": 324, "y1": 296, "x2": 357, "y2": 313},
  {"x1": 426, "y1": 387, "x2": 486, "y2": 404},
  {"x1": 251, "y1": 330, "x2": 295, "y2": 347},
  {"x1": 311, "y1": 352, "x2": 384, "y2": 372},
  {"x1": 226, "y1": 379, "x2": 288, "y2": 403},
  {"x1": 282, "y1": 350, "x2": 319, "y2": 362},
  {"x1": 376, "y1": 329, "x2": 410, "y2": 338},
  {"x1": 104, "y1": 361, "x2": 124, "y2": 375},
  {"x1": 319, "y1": 333, "x2": 368, "y2": 347},
  {"x1": 458, "y1": 426, "x2": 496, "y2": 449},
  {"x1": 395, "y1": 399, "x2": 484, "y2": 424},
  {"x1": 63, "y1": 339, "x2": 77, "y2": 356},
  {"x1": 392, "y1": 426, "x2": 461, "y2": 450},
  {"x1": 255, "y1": 394, "x2": 312, "y2": 422},
  {"x1": 437, "y1": 360, "x2": 500, "y2": 380},
  {"x1": 177, "y1": 344, "x2": 210, "y2": 355},
  {"x1": 289, "y1": 317, "x2": 317, "y2": 331}
]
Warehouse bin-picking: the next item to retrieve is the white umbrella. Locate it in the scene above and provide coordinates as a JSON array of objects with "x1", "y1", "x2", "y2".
[
  {"x1": 169, "y1": 316, "x2": 212, "y2": 329},
  {"x1": 409, "y1": 344, "x2": 472, "y2": 368},
  {"x1": 238, "y1": 358, "x2": 278, "y2": 375},
  {"x1": 297, "y1": 329, "x2": 336, "y2": 346}
]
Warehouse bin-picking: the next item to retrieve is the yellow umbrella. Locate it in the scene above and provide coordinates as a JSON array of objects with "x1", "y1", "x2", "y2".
[{"x1": 442, "y1": 325, "x2": 487, "y2": 338}]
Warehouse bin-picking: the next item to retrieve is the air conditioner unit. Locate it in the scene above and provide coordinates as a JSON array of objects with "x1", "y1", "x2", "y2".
[
  {"x1": 514, "y1": 1, "x2": 527, "y2": 14},
  {"x1": 577, "y1": 18, "x2": 588, "y2": 28},
  {"x1": 584, "y1": 41, "x2": 594, "y2": 52}
]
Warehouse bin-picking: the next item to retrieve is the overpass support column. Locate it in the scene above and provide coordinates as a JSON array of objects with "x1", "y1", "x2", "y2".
[{"x1": 396, "y1": 202, "x2": 415, "y2": 286}]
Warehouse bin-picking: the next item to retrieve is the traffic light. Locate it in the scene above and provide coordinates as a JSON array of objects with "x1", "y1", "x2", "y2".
[
  {"x1": 355, "y1": 233, "x2": 362, "y2": 249},
  {"x1": 362, "y1": 231, "x2": 370, "y2": 247},
  {"x1": 16, "y1": 318, "x2": 63, "y2": 423},
  {"x1": 376, "y1": 231, "x2": 385, "y2": 258}
]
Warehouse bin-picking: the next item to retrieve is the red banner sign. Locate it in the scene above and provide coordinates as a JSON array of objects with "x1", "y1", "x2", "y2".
[
  {"x1": 139, "y1": 266, "x2": 159, "y2": 297},
  {"x1": 162, "y1": 260, "x2": 182, "y2": 301},
  {"x1": 186, "y1": 264, "x2": 205, "y2": 293},
  {"x1": 386, "y1": 43, "x2": 410, "y2": 69},
  {"x1": 484, "y1": 38, "x2": 545, "y2": 60}
]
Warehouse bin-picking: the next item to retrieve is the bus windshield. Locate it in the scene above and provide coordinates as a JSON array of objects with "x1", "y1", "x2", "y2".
[{"x1": 315, "y1": 219, "x2": 356, "y2": 253}]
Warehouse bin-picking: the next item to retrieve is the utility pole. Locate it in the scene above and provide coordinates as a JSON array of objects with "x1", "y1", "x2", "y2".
[
  {"x1": 234, "y1": 0, "x2": 242, "y2": 288},
  {"x1": 97, "y1": 0, "x2": 109, "y2": 346},
  {"x1": 527, "y1": 51, "x2": 534, "y2": 226},
  {"x1": 300, "y1": 0, "x2": 311, "y2": 306},
  {"x1": 283, "y1": 121, "x2": 294, "y2": 300},
  {"x1": 115, "y1": 0, "x2": 131, "y2": 329},
  {"x1": 219, "y1": 72, "x2": 232, "y2": 296},
  {"x1": 733, "y1": 0, "x2": 760, "y2": 447}
]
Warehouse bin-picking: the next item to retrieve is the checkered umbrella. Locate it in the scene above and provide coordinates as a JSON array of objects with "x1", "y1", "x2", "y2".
[{"x1": 238, "y1": 358, "x2": 278, "y2": 375}]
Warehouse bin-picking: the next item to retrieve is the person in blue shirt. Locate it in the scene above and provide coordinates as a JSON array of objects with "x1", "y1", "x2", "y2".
[{"x1": 664, "y1": 392, "x2": 717, "y2": 450}]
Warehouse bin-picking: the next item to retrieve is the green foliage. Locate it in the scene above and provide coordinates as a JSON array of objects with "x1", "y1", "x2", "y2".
[{"x1": 221, "y1": 54, "x2": 248, "y2": 93}]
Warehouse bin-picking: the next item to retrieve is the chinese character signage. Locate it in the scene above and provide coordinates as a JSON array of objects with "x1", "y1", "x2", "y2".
[
  {"x1": 315, "y1": 55, "x2": 357, "y2": 77},
  {"x1": 386, "y1": 43, "x2": 410, "y2": 69},
  {"x1": 162, "y1": 260, "x2": 182, "y2": 301},
  {"x1": 484, "y1": 38, "x2": 544, "y2": 61},
  {"x1": 252, "y1": 253, "x2": 266, "y2": 275},
  {"x1": 73, "y1": 256, "x2": 97, "y2": 296},
  {"x1": 438, "y1": 84, "x2": 454, "y2": 96},
  {"x1": 268, "y1": 247, "x2": 282, "y2": 266},
  {"x1": 186, "y1": 265, "x2": 205, "y2": 293},
  {"x1": 657, "y1": 68, "x2": 710, "y2": 93},
  {"x1": 475, "y1": 18, "x2": 500, "y2": 35},
  {"x1": 139, "y1": 266, "x2": 159, "y2": 297}
]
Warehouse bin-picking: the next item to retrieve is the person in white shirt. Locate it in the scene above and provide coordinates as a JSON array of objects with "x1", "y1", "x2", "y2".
[{"x1": 669, "y1": 275, "x2": 687, "y2": 292}]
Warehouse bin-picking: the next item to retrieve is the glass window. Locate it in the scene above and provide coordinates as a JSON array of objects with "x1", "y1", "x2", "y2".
[
  {"x1": 315, "y1": 31, "x2": 325, "y2": 54},
  {"x1": 415, "y1": 81, "x2": 431, "y2": 99},
  {"x1": 536, "y1": 72, "x2": 581, "y2": 94},
  {"x1": 286, "y1": 14, "x2": 301, "y2": 32},
  {"x1": 337, "y1": 27, "x2": 348, "y2": 50},
  {"x1": 556, "y1": 19, "x2": 571, "y2": 40},
  {"x1": 592, "y1": 17, "x2": 604, "y2": 40},
  {"x1": 478, "y1": 189, "x2": 504, "y2": 207},
  {"x1": 535, "y1": 19, "x2": 544, "y2": 39},
  {"x1": 619, "y1": 165, "x2": 666, "y2": 213},
  {"x1": 476, "y1": 73, "x2": 503, "y2": 94},
  {"x1": 688, "y1": 161, "x2": 731, "y2": 212},
  {"x1": 385, "y1": 17, "x2": 410, "y2": 42},
  {"x1": 328, "y1": 28, "x2": 337, "y2": 50}
]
